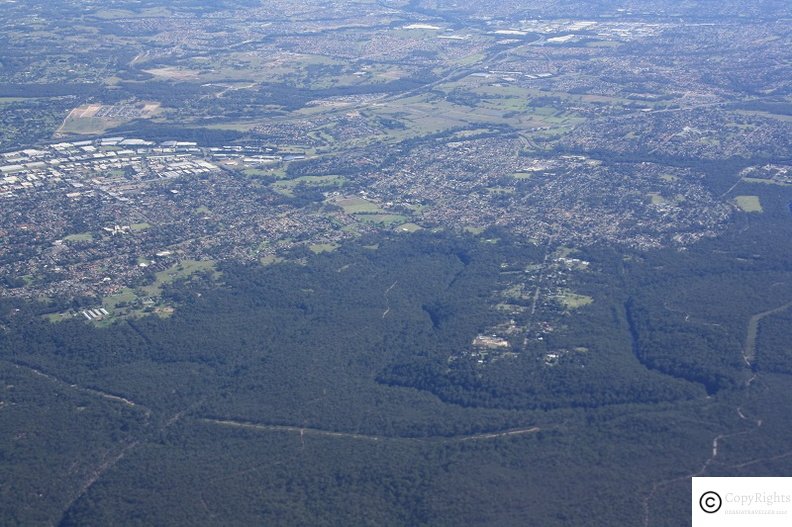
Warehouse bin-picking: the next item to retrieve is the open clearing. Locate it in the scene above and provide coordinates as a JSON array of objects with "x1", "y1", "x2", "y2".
[
  {"x1": 558, "y1": 290, "x2": 593, "y2": 309},
  {"x1": 309, "y1": 243, "x2": 339, "y2": 254},
  {"x1": 734, "y1": 195, "x2": 763, "y2": 212},
  {"x1": 395, "y1": 223, "x2": 422, "y2": 232},
  {"x1": 357, "y1": 213, "x2": 408, "y2": 226},
  {"x1": 272, "y1": 175, "x2": 345, "y2": 196},
  {"x1": 330, "y1": 196, "x2": 385, "y2": 214},
  {"x1": 56, "y1": 101, "x2": 162, "y2": 136},
  {"x1": 64, "y1": 232, "x2": 93, "y2": 242},
  {"x1": 143, "y1": 67, "x2": 200, "y2": 80},
  {"x1": 141, "y1": 259, "x2": 218, "y2": 297}
]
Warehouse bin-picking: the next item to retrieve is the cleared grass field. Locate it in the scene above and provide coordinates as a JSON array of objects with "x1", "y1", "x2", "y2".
[
  {"x1": 64, "y1": 232, "x2": 93, "y2": 242},
  {"x1": 241, "y1": 167, "x2": 287, "y2": 179},
  {"x1": 260, "y1": 254, "x2": 285, "y2": 266},
  {"x1": 58, "y1": 116, "x2": 122, "y2": 136},
  {"x1": 45, "y1": 312, "x2": 74, "y2": 323},
  {"x1": 103, "y1": 287, "x2": 138, "y2": 311},
  {"x1": 455, "y1": 53, "x2": 485, "y2": 65},
  {"x1": 141, "y1": 259, "x2": 218, "y2": 297},
  {"x1": 734, "y1": 195, "x2": 763, "y2": 212},
  {"x1": 272, "y1": 175, "x2": 345, "y2": 196},
  {"x1": 395, "y1": 223, "x2": 422, "y2": 232},
  {"x1": 330, "y1": 196, "x2": 384, "y2": 214},
  {"x1": 309, "y1": 243, "x2": 339, "y2": 254},
  {"x1": 0, "y1": 97, "x2": 37, "y2": 104},
  {"x1": 557, "y1": 290, "x2": 593, "y2": 310},
  {"x1": 143, "y1": 67, "x2": 200, "y2": 80},
  {"x1": 357, "y1": 213, "x2": 408, "y2": 226}
]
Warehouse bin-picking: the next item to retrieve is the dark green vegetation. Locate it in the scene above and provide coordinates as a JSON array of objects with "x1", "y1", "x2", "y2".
[
  {"x1": 757, "y1": 309, "x2": 792, "y2": 374},
  {"x1": 3, "y1": 174, "x2": 792, "y2": 525}
]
